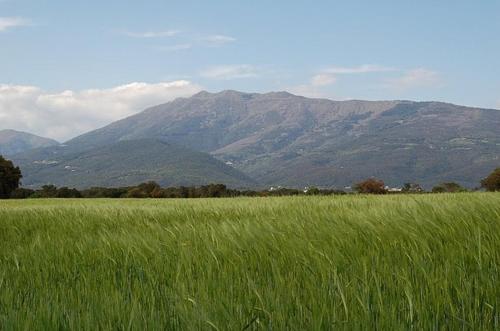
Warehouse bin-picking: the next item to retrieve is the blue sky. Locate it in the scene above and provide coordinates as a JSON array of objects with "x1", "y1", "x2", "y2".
[{"x1": 1, "y1": 0, "x2": 499, "y2": 140}]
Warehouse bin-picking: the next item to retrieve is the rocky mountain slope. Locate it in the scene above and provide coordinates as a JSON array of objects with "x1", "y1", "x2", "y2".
[
  {"x1": 60, "y1": 90, "x2": 500, "y2": 188},
  {"x1": 0, "y1": 129, "x2": 59, "y2": 156}
]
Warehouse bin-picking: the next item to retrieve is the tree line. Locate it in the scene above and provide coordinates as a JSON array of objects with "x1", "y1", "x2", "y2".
[
  {"x1": 6, "y1": 182, "x2": 347, "y2": 199},
  {"x1": 1, "y1": 155, "x2": 499, "y2": 199}
]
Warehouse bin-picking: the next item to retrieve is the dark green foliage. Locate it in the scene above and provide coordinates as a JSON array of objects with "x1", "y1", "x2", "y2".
[
  {"x1": 0, "y1": 155, "x2": 22, "y2": 199},
  {"x1": 432, "y1": 182, "x2": 467, "y2": 193},
  {"x1": 481, "y1": 168, "x2": 500, "y2": 191},
  {"x1": 30, "y1": 185, "x2": 58, "y2": 198},
  {"x1": 81, "y1": 187, "x2": 128, "y2": 198},
  {"x1": 9, "y1": 188, "x2": 35, "y2": 199},
  {"x1": 27, "y1": 185, "x2": 81, "y2": 198},
  {"x1": 55, "y1": 187, "x2": 82, "y2": 198}
]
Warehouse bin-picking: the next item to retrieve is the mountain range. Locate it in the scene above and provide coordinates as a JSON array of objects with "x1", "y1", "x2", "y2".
[{"x1": 4, "y1": 90, "x2": 500, "y2": 189}]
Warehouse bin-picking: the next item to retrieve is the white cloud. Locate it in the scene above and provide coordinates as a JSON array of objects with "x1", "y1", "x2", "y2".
[
  {"x1": 287, "y1": 73, "x2": 337, "y2": 98},
  {"x1": 203, "y1": 34, "x2": 236, "y2": 46},
  {"x1": 324, "y1": 64, "x2": 395, "y2": 74},
  {"x1": 0, "y1": 17, "x2": 30, "y2": 32},
  {"x1": 386, "y1": 68, "x2": 441, "y2": 90},
  {"x1": 287, "y1": 85, "x2": 326, "y2": 98},
  {"x1": 200, "y1": 65, "x2": 258, "y2": 80},
  {"x1": 123, "y1": 30, "x2": 180, "y2": 38},
  {"x1": 0, "y1": 81, "x2": 202, "y2": 141},
  {"x1": 311, "y1": 73, "x2": 337, "y2": 86},
  {"x1": 291, "y1": 64, "x2": 392, "y2": 95},
  {"x1": 159, "y1": 43, "x2": 192, "y2": 52}
]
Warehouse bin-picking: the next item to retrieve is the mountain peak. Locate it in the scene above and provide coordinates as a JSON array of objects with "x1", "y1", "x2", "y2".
[{"x1": 192, "y1": 90, "x2": 212, "y2": 98}]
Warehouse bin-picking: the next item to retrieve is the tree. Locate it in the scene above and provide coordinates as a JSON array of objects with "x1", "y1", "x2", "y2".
[
  {"x1": 0, "y1": 155, "x2": 22, "y2": 199},
  {"x1": 10, "y1": 188, "x2": 34, "y2": 199},
  {"x1": 481, "y1": 168, "x2": 500, "y2": 192},
  {"x1": 354, "y1": 178, "x2": 387, "y2": 194},
  {"x1": 55, "y1": 187, "x2": 82, "y2": 198},
  {"x1": 31, "y1": 185, "x2": 58, "y2": 198},
  {"x1": 431, "y1": 182, "x2": 466, "y2": 193}
]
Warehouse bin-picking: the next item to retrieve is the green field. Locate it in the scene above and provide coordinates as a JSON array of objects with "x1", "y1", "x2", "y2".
[{"x1": 0, "y1": 194, "x2": 499, "y2": 330}]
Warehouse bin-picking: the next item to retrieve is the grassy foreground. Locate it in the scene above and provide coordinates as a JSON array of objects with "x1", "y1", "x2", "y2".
[{"x1": 0, "y1": 194, "x2": 499, "y2": 330}]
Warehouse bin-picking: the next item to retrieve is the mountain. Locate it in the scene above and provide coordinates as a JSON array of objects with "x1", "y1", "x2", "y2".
[
  {"x1": 62, "y1": 90, "x2": 500, "y2": 188},
  {"x1": 12, "y1": 139, "x2": 255, "y2": 188},
  {"x1": 0, "y1": 129, "x2": 59, "y2": 156}
]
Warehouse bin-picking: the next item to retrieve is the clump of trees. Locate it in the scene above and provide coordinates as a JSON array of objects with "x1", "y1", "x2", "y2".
[
  {"x1": 0, "y1": 155, "x2": 22, "y2": 199},
  {"x1": 481, "y1": 168, "x2": 500, "y2": 192},
  {"x1": 354, "y1": 178, "x2": 387, "y2": 194},
  {"x1": 431, "y1": 182, "x2": 467, "y2": 193}
]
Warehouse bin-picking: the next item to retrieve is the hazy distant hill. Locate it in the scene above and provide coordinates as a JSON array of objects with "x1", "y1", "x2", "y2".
[
  {"x1": 13, "y1": 139, "x2": 255, "y2": 188},
  {"x1": 0, "y1": 129, "x2": 59, "y2": 156},
  {"x1": 62, "y1": 91, "x2": 500, "y2": 188}
]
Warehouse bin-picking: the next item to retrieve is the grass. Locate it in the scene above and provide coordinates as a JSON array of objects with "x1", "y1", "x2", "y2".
[{"x1": 0, "y1": 193, "x2": 499, "y2": 330}]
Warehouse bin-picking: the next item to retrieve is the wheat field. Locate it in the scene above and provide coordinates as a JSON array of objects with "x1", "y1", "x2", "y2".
[{"x1": 0, "y1": 194, "x2": 499, "y2": 330}]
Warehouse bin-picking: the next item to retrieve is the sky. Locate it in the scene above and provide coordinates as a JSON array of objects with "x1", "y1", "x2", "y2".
[{"x1": 1, "y1": 0, "x2": 499, "y2": 141}]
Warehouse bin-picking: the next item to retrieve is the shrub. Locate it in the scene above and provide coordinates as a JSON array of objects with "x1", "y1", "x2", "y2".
[
  {"x1": 10, "y1": 188, "x2": 35, "y2": 199},
  {"x1": 481, "y1": 168, "x2": 500, "y2": 192},
  {"x1": 354, "y1": 178, "x2": 387, "y2": 194},
  {"x1": 431, "y1": 182, "x2": 467, "y2": 193}
]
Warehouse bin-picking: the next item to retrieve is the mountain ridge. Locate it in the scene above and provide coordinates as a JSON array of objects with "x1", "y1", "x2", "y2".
[{"x1": 11, "y1": 90, "x2": 500, "y2": 189}]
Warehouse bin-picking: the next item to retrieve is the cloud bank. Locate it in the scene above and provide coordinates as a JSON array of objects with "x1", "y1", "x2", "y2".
[{"x1": 0, "y1": 81, "x2": 202, "y2": 141}]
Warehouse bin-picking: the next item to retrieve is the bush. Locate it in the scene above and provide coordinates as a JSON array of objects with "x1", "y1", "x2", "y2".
[
  {"x1": 10, "y1": 188, "x2": 35, "y2": 199},
  {"x1": 354, "y1": 178, "x2": 387, "y2": 194},
  {"x1": 81, "y1": 187, "x2": 128, "y2": 198},
  {"x1": 55, "y1": 187, "x2": 82, "y2": 198},
  {"x1": 431, "y1": 182, "x2": 467, "y2": 193}
]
